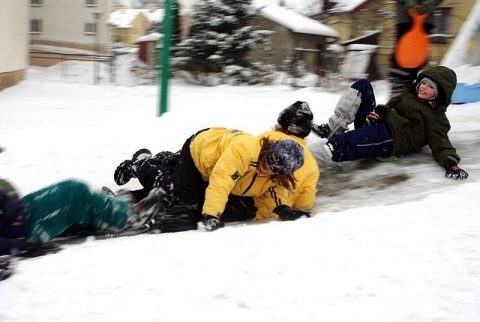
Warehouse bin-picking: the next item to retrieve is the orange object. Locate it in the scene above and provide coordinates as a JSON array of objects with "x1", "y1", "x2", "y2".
[{"x1": 394, "y1": 8, "x2": 430, "y2": 68}]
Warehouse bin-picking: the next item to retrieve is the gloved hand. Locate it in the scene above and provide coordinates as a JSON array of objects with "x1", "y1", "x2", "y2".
[
  {"x1": 203, "y1": 215, "x2": 224, "y2": 231},
  {"x1": 444, "y1": 160, "x2": 468, "y2": 180},
  {"x1": 273, "y1": 205, "x2": 310, "y2": 221},
  {"x1": 16, "y1": 240, "x2": 62, "y2": 258},
  {"x1": 312, "y1": 124, "x2": 332, "y2": 139},
  {"x1": 366, "y1": 111, "x2": 380, "y2": 126},
  {"x1": 374, "y1": 104, "x2": 387, "y2": 118}
]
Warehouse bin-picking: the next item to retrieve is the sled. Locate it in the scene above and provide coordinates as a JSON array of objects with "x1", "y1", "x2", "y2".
[
  {"x1": 376, "y1": 155, "x2": 404, "y2": 163},
  {"x1": 394, "y1": 8, "x2": 430, "y2": 68},
  {"x1": 451, "y1": 83, "x2": 480, "y2": 104}
]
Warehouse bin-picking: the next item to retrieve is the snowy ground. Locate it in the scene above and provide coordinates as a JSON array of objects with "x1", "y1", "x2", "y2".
[
  {"x1": 1, "y1": 62, "x2": 480, "y2": 321},
  {"x1": 2, "y1": 3, "x2": 480, "y2": 315}
]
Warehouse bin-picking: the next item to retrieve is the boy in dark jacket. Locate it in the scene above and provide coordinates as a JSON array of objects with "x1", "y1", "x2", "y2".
[{"x1": 312, "y1": 65, "x2": 468, "y2": 180}]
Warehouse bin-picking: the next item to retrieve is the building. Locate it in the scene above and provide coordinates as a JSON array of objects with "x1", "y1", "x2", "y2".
[
  {"x1": 30, "y1": 0, "x2": 111, "y2": 55},
  {"x1": 250, "y1": 4, "x2": 340, "y2": 74},
  {"x1": 107, "y1": 7, "x2": 163, "y2": 46},
  {"x1": 0, "y1": 0, "x2": 29, "y2": 91},
  {"x1": 325, "y1": 0, "x2": 477, "y2": 77}
]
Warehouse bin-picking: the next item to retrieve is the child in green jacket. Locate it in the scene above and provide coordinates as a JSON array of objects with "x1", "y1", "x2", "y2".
[{"x1": 312, "y1": 65, "x2": 468, "y2": 180}]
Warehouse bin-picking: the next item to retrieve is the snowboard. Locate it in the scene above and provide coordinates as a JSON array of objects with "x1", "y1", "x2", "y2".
[{"x1": 394, "y1": 8, "x2": 430, "y2": 68}]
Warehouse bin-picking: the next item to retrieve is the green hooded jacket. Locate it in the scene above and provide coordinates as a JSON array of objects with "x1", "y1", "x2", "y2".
[
  {"x1": 21, "y1": 179, "x2": 129, "y2": 242},
  {"x1": 384, "y1": 65, "x2": 459, "y2": 167}
]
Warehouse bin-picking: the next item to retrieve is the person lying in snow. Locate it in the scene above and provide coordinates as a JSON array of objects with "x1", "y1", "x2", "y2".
[
  {"x1": 310, "y1": 65, "x2": 468, "y2": 180},
  {"x1": 0, "y1": 178, "x2": 60, "y2": 281},
  {"x1": 0, "y1": 176, "x2": 160, "y2": 254},
  {"x1": 110, "y1": 101, "x2": 320, "y2": 232},
  {"x1": 0, "y1": 171, "x2": 169, "y2": 281}
]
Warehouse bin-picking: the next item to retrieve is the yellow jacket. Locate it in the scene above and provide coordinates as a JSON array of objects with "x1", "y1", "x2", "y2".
[
  {"x1": 190, "y1": 127, "x2": 293, "y2": 220},
  {"x1": 253, "y1": 131, "x2": 319, "y2": 220}
]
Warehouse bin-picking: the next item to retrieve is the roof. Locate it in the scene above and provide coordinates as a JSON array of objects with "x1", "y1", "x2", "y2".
[
  {"x1": 260, "y1": 5, "x2": 340, "y2": 38},
  {"x1": 137, "y1": 32, "x2": 162, "y2": 43},
  {"x1": 330, "y1": 0, "x2": 370, "y2": 13},
  {"x1": 340, "y1": 30, "x2": 381, "y2": 46},
  {"x1": 108, "y1": 8, "x2": 164, "y2": 28}
]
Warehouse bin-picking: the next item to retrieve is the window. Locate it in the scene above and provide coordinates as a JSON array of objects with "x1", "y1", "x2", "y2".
[
  {"x1": 30, "y1": 0, "x2": 43, "y2": 6},
  {"x1": 85, "y1": 0, "x2": 98, "y2": 6},
  {"x1": 30, "y1": 20, "x2": 43, "y2": 33},
  {"x1": 85, "y1": 23, "x2": 97, "y2": 34},
  {"x1": 430, "y1": 8, "x2": 452, "y2": 44}
]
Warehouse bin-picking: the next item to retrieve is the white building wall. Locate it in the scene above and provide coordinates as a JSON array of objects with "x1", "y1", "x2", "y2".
[
  {"x1": 0, "y1": 0, "x2": 28, "y2": 72},
  {"x1": 30, "y1": 0, "x2": 111, "y2": 51}
]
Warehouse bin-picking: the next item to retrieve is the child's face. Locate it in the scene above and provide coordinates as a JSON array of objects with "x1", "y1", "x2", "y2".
[
  {"x1": 257, "y1": 159, "x2": 275, "y2": 176},
  {"x1": 417, "y1": 80, "x2": 436, "y2": 100}
]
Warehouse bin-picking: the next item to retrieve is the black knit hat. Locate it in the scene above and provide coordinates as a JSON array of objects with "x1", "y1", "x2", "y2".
[
  {"x1": 277, "y1": 101, "x2": 313, "y2": 138},
  {"x1": 267, "y1": 139, "x2": 305, "y2": 175}
]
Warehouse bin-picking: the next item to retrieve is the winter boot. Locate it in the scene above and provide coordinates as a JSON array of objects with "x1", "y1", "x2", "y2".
[
  {"x1": 131, "y1": 148, "x2": 152, "y2": 178},
  {"x1": 114, "y1": 159, "x2": 133, "y2": 186},
  {"x1": 312, "y1": 123, "x2": 332, "y2": 139},
  {"x1": 309, "y1": 143, "x2": 335, "y2": 167},
  {"x1": 114, "y1": 149, "x2": 152, "y2": 186}
]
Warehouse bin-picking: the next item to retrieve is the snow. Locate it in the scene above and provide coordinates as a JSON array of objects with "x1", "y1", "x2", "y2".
[
  {"x1": 330, "y1": 0, "x2": 369, "y2": 13},
  {"x1": 259, "y1": 4, "x2": 340, "y2": 38},
  {"x1": 1, "y1": 11, "x2": 480, "y2": 321},
  {"x1": 108, "y1": 8, "x2": 164, "y2": 29}
]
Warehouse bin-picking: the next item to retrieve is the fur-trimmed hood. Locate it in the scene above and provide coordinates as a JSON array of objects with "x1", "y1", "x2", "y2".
[{"x1": 413, "y1": 66, "x2": 457, "y2": 107}]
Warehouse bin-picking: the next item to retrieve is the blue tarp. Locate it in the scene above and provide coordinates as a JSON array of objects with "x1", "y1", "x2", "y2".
[{"x1": 452, "y1": 83, "x2": 480, "y2": 104}]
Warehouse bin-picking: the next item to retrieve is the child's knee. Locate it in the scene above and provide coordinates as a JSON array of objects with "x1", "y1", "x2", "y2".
[{"x1": 351, "y1": 79, "x2": 372, "y2": 94}]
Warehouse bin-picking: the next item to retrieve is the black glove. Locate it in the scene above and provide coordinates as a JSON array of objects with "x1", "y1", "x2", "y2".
[
  {"x1": 312, "y1": 124, "x2": 332, "y2": 139},
  {"x1": 375, "y1": 104, "x2": 387, "y2": 119},
  {"x1": 444, "y1": 160, "x2": 468, "y2": 180},
  {"x1": 0, "y1": 255, "x2": 14, "y2": 281},
  {"x1": 16, "y1": 240, "x2": 62, "y2": 258},
  {"x1": 203, "y1": 215, "x2": 225, "y2": 231},
  {"x1": 273, "y1": 205, "x2": 310, "y2": 221}
]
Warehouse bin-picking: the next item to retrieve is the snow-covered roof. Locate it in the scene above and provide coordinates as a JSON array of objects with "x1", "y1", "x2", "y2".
[
  {"x1": 137, "y1": 32, "x2": 162, "y2": 42},
  {"x1": 143, "y1": 9, "x2": 164, "y2": 24},
  {"x1": 330, "y1": 0, "x2": 369, "y2": 13},
  {"x1": 108, "y1": 8, "x2": 164, "y2": 28},
  {"x1": 260, "y1": 5, "x2": 340, "y2": 38},
  {"x1": 340, "y1": 30, "x2": 381, "y2": 45}
]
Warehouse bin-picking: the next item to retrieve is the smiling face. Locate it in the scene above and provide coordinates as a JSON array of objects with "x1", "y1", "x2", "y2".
[{"x1": 417, "y1": 79, "x2": 437, "y2": 100}]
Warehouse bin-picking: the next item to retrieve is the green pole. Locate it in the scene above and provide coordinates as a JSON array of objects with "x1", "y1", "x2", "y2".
[{"x1": 159, "y1": 0, "x2": 172, "y2": 116}]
